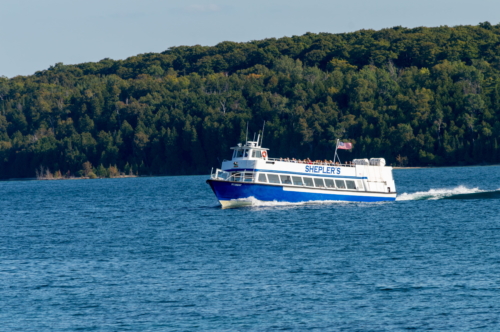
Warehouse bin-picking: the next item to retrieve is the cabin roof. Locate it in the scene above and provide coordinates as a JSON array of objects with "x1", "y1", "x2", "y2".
[
  {"x1": 230, "y1": 141, "x2": 269, "y2": 150},
  {"x1": 230, "y1": 146, "x2": 269, "y2": 150}
]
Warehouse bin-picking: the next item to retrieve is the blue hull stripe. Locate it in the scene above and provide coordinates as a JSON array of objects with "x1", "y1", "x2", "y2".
[
  {"x1": 222, "y1": 168, "x2": 367, "y2": 179},
  {"x1": 207, "y1": 180, "x2": 396, "y2": 203}
]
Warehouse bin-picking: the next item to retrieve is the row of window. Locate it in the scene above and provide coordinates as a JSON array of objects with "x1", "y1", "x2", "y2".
[{"x1": 230, "y1": 172, "x2": 364, "y2": 191}]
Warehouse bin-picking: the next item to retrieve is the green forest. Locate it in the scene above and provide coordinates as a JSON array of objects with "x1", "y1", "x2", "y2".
[{"x1": 2, "y1": 22, "x2": 500, "y2": 179}]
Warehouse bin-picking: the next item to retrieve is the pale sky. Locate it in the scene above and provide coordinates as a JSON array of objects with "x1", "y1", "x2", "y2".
[{"x1": 1, "y1": 0, "x2": 499, "y2": 78}]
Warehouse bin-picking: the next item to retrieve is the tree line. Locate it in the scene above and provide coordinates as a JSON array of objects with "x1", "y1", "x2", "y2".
[{"x1": 1, "y1": 22, "x2": 500, "y2": 178}]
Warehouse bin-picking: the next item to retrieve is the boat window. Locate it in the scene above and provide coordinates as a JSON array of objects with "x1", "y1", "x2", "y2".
[
  {"x1": 345, "y1": 180, "x2": 356, "y2": 190},
  {"x1": 267, "y1": 174, "x2": 280, "y2": 184},
  {"x1": 314, "y1": 178, "x2": 325, "y2": 187},
  {"x1": 218, "y1": 171, "x2": 229, "y2": 180},
  {"x1": 335, "y1": 179, "x2": 346, "y2": 189},
  {"x1": 292, "y1": 176, "x2": 303, "y2": 186},
  {"x1": 252, "y1": 150, "x2": 262, "y2": 158},
  {"x1": 324, "y1": 179, "x2": 335, "y2": 188},
  {"x1": 258, "y1": 173, "x2": 267, "y2": 183},
  {"x1": 280, "y1": 175, "x2": 292, "y2": 185},
  {"x1": 236, "y1": 150, "x2": 244, "y2": 158},
  {"x1": 243, "y1": 172, "x2": 254, "y2": 182},
  {"x1": 303, "y1": 177, "x2": 314, "y2": 187},
  {"x1": 243, "y1": 149, "x2": 249, "y2": 157}
]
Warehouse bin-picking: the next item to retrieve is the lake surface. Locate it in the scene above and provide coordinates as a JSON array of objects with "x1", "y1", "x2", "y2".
[{"x1": 1, "y1": 166, "x2": 500, "y2": 331}]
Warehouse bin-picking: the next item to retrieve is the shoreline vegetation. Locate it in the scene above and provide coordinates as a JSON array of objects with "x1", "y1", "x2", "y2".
[
  {"x1": 2, "y1": 162, "x2": 498, "y2": 181},
  {"x1": 2, "y1": 22, "x2": 500, "y2": 179},
  {"x1": 36, "y1": 175, "x2": 137, "y2": 180},
  {"x1": 35, "y1": 161, "x2": 137, "y2": 180},
  {"x1": 31, "y1": 160, "x2": 499, "y2": 180}
]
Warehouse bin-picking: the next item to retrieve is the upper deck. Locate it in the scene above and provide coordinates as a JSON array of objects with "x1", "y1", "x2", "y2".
[{"x1": 226, "y1": 140, "x2": 357, "y2": 168}]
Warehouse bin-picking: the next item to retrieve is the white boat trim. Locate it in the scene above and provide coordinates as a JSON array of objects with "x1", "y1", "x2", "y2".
[{"x1": 283, "y1": 186, "x2": 397, "y2": 198}]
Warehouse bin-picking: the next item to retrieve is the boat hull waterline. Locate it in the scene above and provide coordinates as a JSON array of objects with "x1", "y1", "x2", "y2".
[{"x1": 207, "y1": 179, "x2": 397, "y2": 208}]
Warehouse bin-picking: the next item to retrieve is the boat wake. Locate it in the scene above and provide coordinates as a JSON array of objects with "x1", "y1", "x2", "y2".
[
  {"x1": 397, "y1": 186, "x2": 500, "y2": 201},
  {"x1": 221, "y1": 196, "x2": 357, "y2": 209}
]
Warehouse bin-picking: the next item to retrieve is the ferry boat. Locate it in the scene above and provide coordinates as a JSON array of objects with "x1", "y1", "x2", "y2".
[{"x1": 207, "y1": 136, "x2": 397, "y2": 208}]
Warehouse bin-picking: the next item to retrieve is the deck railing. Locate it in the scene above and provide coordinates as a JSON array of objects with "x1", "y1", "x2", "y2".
[
  {"x1": 210, "y1": 169, "x2": 256, "y2": 182},
  {"x1": 266, "y1": 158, "x2": 355, "y2": 167},
  {"x1": 223, "y1": 158, "x2": 356, "y2": 167}
]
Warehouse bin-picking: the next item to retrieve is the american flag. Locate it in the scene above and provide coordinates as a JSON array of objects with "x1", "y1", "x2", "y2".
[{"x1": 337, "y1": 141, "x2": 353, "y2": 150}]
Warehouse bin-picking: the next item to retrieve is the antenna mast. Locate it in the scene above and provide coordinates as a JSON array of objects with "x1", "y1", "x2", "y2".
[
  {"x1": 260, "y1": 121, "x2": 266, "y2": 146},
  {"x1": 245, "y1": 122, "x2": 249, "y2": 144}
]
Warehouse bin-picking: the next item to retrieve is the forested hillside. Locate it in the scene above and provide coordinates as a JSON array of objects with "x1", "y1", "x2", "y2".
[{"x1": 1, "y1": 22, "x2": 500, "y2": 178}]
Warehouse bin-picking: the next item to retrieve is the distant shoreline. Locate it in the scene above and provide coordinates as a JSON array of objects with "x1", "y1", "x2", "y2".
[
  {"x1": 393, "y1": 164, "x2": 500, "y2": 169},
  {"x1": 1, "y1": 175, "x2": 138, "y2": 181},
  {"x1": 37, "y1": 175, "x2": 138, "y2": 180},
  {"x1": 2, "y1": 164, "x2": 500, "y2": 181},
  {"x1": 393, "y1": 167, "x2": 425, "y2": 169}
]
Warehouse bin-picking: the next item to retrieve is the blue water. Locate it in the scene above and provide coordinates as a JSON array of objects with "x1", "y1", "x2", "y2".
[{"x1": 1, "y1": 166, "x2": 500, "y2": 331}]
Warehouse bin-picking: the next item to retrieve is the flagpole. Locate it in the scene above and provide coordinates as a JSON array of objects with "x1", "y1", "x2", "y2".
[{"x1": 333, "y1": 139, "x2": 340, "y2": 164}]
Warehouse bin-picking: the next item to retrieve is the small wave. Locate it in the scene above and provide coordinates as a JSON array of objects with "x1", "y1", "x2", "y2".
[{"x1": 397, "y1": 186, "x2": 500, "y2": 201}]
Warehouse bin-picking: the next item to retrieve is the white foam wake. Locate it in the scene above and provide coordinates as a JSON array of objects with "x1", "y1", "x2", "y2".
[
  {"x1": 396, "y1": 185, "x2": 484, "y2": 201},
  {"x1": 252, "y1": 198, "x2": 351, "y2": 207},
  {"x1": 222, "y1": 196, "x2": 353, "y2": 208}
]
